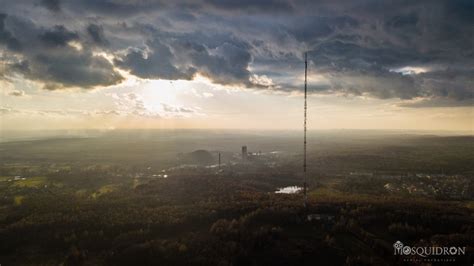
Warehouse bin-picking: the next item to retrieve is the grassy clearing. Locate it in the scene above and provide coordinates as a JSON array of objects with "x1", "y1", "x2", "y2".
[
  {"x1": 92, "y1": 184, "x2": 120, "y2": 199},
  {"x1": 14, "y1": 195, "x2": 25, "y2": 205},
  {"x1": 12, "y1": 176, "x2": 47, "y2": 188},
  {"x1": 465, "y1": 201, "x2": 474, "y2": 210},
  {"x1": 75, "y1": 189, "x2": 89, "y2": 197}
]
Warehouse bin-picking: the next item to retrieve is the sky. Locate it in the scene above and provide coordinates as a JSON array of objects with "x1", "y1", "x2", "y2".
[{"x1": 0, "y1": 0, "x2": 473, "y2": 132}]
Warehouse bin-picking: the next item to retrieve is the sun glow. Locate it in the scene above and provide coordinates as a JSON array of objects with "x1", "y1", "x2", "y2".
[{"x1": 140, "y1": 79, "x2": 183, "y2": 106}]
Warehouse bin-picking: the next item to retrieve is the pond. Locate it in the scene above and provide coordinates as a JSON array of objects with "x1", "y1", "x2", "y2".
[{"x1": 275, "y1": 186, "x2": 302, "y2": 194}]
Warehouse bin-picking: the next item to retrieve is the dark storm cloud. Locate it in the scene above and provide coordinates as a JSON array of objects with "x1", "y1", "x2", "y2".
[
  {"x1": 0, "y1": 0, "x2": 472, "y2": 106},
  {"x1": 115, "y1": 30, "x2": 258, "y2": 87},
  {"x1": 40, "y1": 0, "x2": 61, "y2": 12},
  {"x1": 204, "y1": 0, "x2": 294, "y2": 13},
  {"x1": 87, "y1": 24, "x2": 109, "y2": 45},
  {"x1": 286, "y1": 0, "x2": 474, "y2": 106},
  {"x1": 289, "y1": 16, "x2": 359, "y2": 43},
  {"x1": 39, "y1": 25, "x2": 78, "y2": 47},
  {"x1": 175, "y1": 40, "x2": 254, "y2": 86},
  {"x1": 114, "y1": 37, "x2": 196, "y2": 80},
  {"x1": 35, "y1": 52, "x2": 123, "y2": 89},
  {"x1": 0, "y1": 14, "x2": 123, "y2": 89},
  {"x1": 0, "y1": 14, "x2": 22, "y2": 51},
  {"x1": 417, "y1": 69, "x2": 474, "y2": 101},
  {"x1": 64, "y1": 0, "x2": 169, "y2": 17},
  {"x1": 59, "y1": 0, "x2": 293, "y2": 16}
]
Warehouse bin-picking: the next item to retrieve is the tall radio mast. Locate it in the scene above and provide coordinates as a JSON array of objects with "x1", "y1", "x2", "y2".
[{"x1": 303, "y1": 52, "x2": 308, "y2": 208}]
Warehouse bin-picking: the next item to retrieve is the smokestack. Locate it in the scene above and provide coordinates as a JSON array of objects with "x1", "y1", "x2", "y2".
[{"x1": 242, "y1": 146, "x2": 248, "y2": 160}]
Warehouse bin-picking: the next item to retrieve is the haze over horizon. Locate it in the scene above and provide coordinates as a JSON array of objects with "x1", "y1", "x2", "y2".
[{"x1": 1, "y1": 0, "x2": 473, "y2": 132}]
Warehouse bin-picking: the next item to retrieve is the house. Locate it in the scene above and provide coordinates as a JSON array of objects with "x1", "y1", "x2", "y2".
[{"x1": 307, "y1": 214, "x2": 335, "y2": 223}]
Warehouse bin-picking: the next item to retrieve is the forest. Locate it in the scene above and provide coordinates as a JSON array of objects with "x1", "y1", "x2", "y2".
[{"x1": 0, "y1": 130, "x2": 472, "y2": 265}]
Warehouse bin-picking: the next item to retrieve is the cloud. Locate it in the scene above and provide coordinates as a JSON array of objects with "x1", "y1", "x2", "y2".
[
  {"x1": 0, "y1": 0, "x2": 472, "y2": 107},
  {"x1": 39, "y1": 25, "x2": 78, "y2": 47},
  {"x1": 0, "y1": 14, "x2": 123, "y2": 89},
  {"x1": 397, "y1": 97, "x2": 474, "y2": 108},
  {"x1": 114, "y1": 38, "x2": 196, "y2": 80},
  {"x1": 204, "y1": 0, "x2": 294, "y2": 13},
  {"x1": 161, "y1": 103, "x2": 195, "y2": 113},
  {"x1": 0, "y1": 106, "x2": 18, "y2": 114},
  {"x1": 176, "y1": 40, "x2": 254, "y2": 86},
  {"x1": 35, "y1": 52, "x2": 123, "y2": 89},
  {"x1": 107, "y1": 92, "x2": 203, "y2": 118},
  {"x1": 0, "y1": 105, "x2": 126, "y2": 117},
  {"x1": 0, "y1": 13, "x2": 22, "y2": 51},
  {"x1": 8, "y1": 89, "x2": 25, "y2": 96},
  {"x1": 86, "y1": 23, "x2": 109, "y2": 46},
  {"x1": 110, "y1": 92, "x2": 161, "y2": 118},
  {"x1": 115, "y1": 31, "x2": 266, "y2": 88},
  {"x1": 40, "y1": 0, "x2": 61, "y2": 12},
  {"x1": 0, "y1": 105, "x2": 76, "y2": 116},
  {"x1": 160, "y1": 102, "x2": 202, "y2": 118},
  {"x1": 417, "y1": 69, "x2": 474, "y2": 102}
]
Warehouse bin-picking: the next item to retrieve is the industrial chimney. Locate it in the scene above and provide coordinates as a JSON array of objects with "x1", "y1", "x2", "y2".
[{"x1": 242, "y1": 146, "x2": 248, "y2": 160}]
